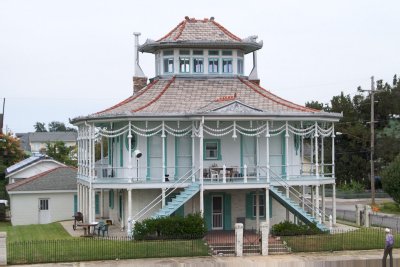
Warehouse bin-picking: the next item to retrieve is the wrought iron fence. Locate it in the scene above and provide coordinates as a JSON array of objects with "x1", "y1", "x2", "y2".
[{"x1": 7, "y1": 236, "x2": 209, "y2": 265}]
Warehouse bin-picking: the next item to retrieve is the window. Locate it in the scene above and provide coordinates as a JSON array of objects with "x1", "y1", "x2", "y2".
[
  {"x1": 204, "y1": 139, "x2": 221, "y2": 160},
  {"x1": 237, "y1": 59, "x2": 244, "y2": 74},
  {"x1": 193, "y1": 58, "x2": 204, "y2": 73},
  {"x1": 193, "y1": 50, "x2": 203, "y2": 55},
  {"x1": 222, "y1": 59, "x2": 233, "y2": 73},
  {"x1": 179, "y1": 57, "x2": 190, "y2": 73},
  {"x1": 39, "y1": 199, "x2": 49, "y2": 210},
  {"x1": 179, "y1": 50, "x2": 190, "y2": 55},
  {"x1": 163, "y1": 50, "x2": 174, "y2": 56},
  {"x1": 222, "y1": 50, "x2": 232, "y2": 56},
  {"x1": 252, "y1": 194, "x2": 265, "y2": 217},
  {"x1": 208, "y1": 50, "x2": 219, "y2": 56},
  {"x1": 237, "y1": 50, "x2": 244, "y2": 57},
  {"x1": 208, "y1": 59, "x2": 219, "y2": 73},
  {"x1": 163, "y1": 58, "x2": 174, "y2": 73}
]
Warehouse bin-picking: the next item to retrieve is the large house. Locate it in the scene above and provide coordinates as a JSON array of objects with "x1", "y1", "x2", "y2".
[
  {"x1": 16, "y1": 132, "x2": 78, "y2": 154},
  {"x1": 71, "y1": 17, "x2": 342, "y2": 233}
]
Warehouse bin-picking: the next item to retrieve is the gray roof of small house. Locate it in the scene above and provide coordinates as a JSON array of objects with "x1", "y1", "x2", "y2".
[
  {"x1": 6, "y1": 167, "x2": 77, "y2": 192},
  {"x1": 28, "y1": 132, "x2": 77, "y2": 143},
  {"x1": 139, "y1": 17, "x2": 263, "y2": 54},
  {"x1": 5, "y1": 154, "x2": 48, "y2": 175},
  {"x1": 71, "y1": 76, "x2": 342, "y2": 123}
]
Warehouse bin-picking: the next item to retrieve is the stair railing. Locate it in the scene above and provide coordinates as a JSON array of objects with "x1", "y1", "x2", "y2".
[
  {"x1": 132, "y1": 168, "x2": 200, "y2": 222},
  {"x1": 259, "y1": 166, "x2": 330, "y2": 224}
]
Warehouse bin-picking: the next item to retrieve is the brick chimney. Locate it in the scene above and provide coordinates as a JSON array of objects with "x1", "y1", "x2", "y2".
[{"x1": 133, "y1": 76, "x2": 148, "y2": 94}]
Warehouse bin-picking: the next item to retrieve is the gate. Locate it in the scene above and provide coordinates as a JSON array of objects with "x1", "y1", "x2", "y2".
[{"x1": 243, "y1": 230, "x2": 261, "y2": 255}]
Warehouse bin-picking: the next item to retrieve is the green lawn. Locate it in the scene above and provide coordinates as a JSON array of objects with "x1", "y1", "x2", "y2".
[
  {"x1": 379, "y1": 202, "x2": 400, "y2": 215},
  {"x1": 1, "y1": 221, "x2": 209, "y2": 264},
  {"x1": 0, "y1": 221, "x2": 72, "y2": 242},
  {"x1": 282, "y1": 228, "x2": 396, "y2": 252}
]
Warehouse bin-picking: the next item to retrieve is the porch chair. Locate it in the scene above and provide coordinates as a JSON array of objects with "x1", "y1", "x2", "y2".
[
  {"x1": 99, "y1": 223, "x2": 109, "y2": 237},
  {"x1": 95, "y1": 221, "x2": 105, "y2": 236},
  {"x1": 210, "y1": 169, "x2": 219, "y2": 182}
]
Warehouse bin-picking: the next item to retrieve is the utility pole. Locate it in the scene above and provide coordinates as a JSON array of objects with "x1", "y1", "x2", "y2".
[
  {"x1": 370, "y1": 76, "x2": 375, "y2": 206},
  {"x1": 358, "y1": 77, "x2": 377, "y2": 205}
]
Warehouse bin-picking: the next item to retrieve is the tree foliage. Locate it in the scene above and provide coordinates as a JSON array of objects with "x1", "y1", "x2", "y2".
[
  {"x1": 45, "y1": 141, "x2": 77, "y2": 167},
  {"x1": 307, "y1": 75, "x2": 400, "y2": 187},
  {"x1": 34, "y1": 121, "x2": 77, "y2": 132},
  {"x1": 33, "y1": 122, "x2": 47, "y2": 132},
  {"x1": 0, "y1": 133, "x2": 25, "y2": 178},
  {"x1": 381, "y1": 154, "x2": 400, "y2": 203}
]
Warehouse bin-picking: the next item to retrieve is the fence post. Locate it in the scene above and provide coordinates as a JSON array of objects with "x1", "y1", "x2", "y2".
[
  {"x1": 260, "y1": 222, "x2": 269, "y2": 256},
  {"x1": 0, "y1": 232, "x2": 6, "y2": 265},
  {"x1": 235, "y1": 223, "x2": 243, "y2": 257},
  {"x1": 364, "y1": 205, "x2": 371, "y2": 227},
  {"x1": 355, "y1": 204, "x2": 363, "y2": 226}
]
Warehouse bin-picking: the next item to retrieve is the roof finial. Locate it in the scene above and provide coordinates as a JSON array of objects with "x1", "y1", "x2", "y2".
[
  {"x1": 185, "y1": 16, "x2": 190, "y2": 21},
  {"x1": 210, "y1": 16, "x2": 215, "y2": 21}
]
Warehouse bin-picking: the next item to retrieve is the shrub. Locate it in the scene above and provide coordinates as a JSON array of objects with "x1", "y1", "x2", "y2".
[
  {"x1": 382, "y1": 154, "x2": 400, "y2": 204},
  {"x1": 338, "y1": 180, "x2": 365, "y2": 193},
  {"x1": 271, "y1": 221, "x2": 324, "y2": 236},
  {"x1": 133, "y1": 213, "x2": 207, "y2": 240}
]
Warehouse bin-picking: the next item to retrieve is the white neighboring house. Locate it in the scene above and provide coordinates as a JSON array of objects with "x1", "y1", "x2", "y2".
[
  {"x1": 6, "y1": 167, "x2": 77, "y2": 225},
  {"x1": 5, "y1": 154, "x2": 66, "y2": 184},
  {"x1": 16, "y1": 132, "x2": 77, "y2": 154}
]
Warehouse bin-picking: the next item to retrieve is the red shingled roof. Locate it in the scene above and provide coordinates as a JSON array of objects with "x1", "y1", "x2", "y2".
[
  {"x1": 91, "y1": 77, "x2": 318, "y2": 117},
  {"x1": 157, "y1": 17, "x2": 242, "y2": 43}
]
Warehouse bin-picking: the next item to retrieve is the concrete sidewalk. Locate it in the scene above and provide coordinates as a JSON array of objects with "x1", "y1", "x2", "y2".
[{"x1": 10, "y1": 249, "x2": 400, "y2": 267}]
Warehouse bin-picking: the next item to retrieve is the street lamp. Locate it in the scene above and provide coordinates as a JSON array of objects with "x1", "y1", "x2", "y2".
[
  {"x1": 134, "y1": 149, "x2": 142, "y2": 180},
  {"x1": 357, "y1": 76, "x2": 380, "y2": 205}
]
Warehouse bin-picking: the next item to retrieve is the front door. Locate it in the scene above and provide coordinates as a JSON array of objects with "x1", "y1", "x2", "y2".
[
  {"x1": 212, "y1": 195, "x2": 223, "y2": 230},
  {"x1": 38, "y1": 199, "x2": 50, "y2": 224}
]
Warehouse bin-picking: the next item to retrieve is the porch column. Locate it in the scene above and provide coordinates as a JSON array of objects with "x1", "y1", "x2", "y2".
[
  {"x1": 161, "y1": 121, "x2": 166, "y2": 184},
  {"x1": 302, "y1": 185, "x2": 305, "y2": 210},
  {"x1": 310, "y1": 136, "x2": 314, "y2": 174},
  {"x1": 285, "y1": 122, "x2": 289, "y2": 180},
  {"x1": 256, "y1": 136, "x2": 260, "y2": 181},
  {"x1": 199, "y1": 120, "x2": 204, "y2": 216},
  {"x1": 191, "y1": 122, "x2": 195, "y2": 182},
  {"x1": 314, "y1": 122, "x2": 319, "y2": 178},
  {"x1": 332, "y1": 183, "x2": 337, "y2": 225},
  {"x1": 322, "y1": 184, "x2": 326, "y2": 222},
  {"x1": 89, "y1": 188, "x2": 95, "y2": 222},
  {"x1": 311, "y1": 186, "x2": 315, "y2": 217},
  {"x1": 256, "y1": 190, "x2": 260, "y2": 233},
  {"x1": 83, "y1": 186, "x2": 87, "y2": 222},
  {"x1": 128, "y1": 121, "x2": 132, "y2": 180},
  {"x1": 127, "y1": 189, "x2": 132, "y2": 221},
  {"x1": 300, "y1": 122, "x2": 304, "y2": 175},
  {"x1": 321, "y1": 137, "x2": 325, "y2": 177},
  {"x1": 100, "y1": 189, "x2": 104, "y2": 218},
  {"x1": 265, "y1": 187, "x2": 270, "y2": 233},
  {"x1": 265, "y1": 121, "x2": 270, "y2": 184},
  {"x1": 315, "y1": 185, "x2": 320, "y2": 223}
]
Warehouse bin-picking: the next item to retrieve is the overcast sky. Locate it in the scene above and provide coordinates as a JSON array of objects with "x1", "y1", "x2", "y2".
[{"x1": 1, "y1": 0, "x2": 399, "y2": 133}]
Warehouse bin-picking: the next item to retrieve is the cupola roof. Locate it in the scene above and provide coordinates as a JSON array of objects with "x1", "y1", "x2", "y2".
[{"x1": 139, "y1": 17, "x2": 263, "y2": 54}]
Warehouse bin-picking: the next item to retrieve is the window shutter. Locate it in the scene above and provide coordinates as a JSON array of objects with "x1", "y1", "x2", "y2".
[
  {"x1": 223, "y1": 194, "x2": 232, "y2": 230},
  {"x1": 204, "y1": 194, "x2": 212, "y2": 230},
  {"x1": 245, "y1": 193, "x2": 252, "y2": 219},
  {"x1": 95, "y1": 194, "x2": 100, "y2": 214},
  {"x1": 109, "y1": 190, "x2": 114, "y2": 209}
]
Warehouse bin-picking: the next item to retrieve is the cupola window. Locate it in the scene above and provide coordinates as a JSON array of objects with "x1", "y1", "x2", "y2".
[
  {"x1": 222, "y1": 50, "x2": 232, "y2": 56},
  {"x1": 222, "y1": 59, "x2": 233, "y2": 73},
  {"x1": 237, "y1": 59, "x2": 244, "y2": 74},
  {"x1": 208, "y1": 50, "x2": 219, "y2": 56},
  {"x1": 193, "y1": 50, "x2": 203, "y2": 55},
  {"x1": 163, "y1": 50, "x2": 174, "y2": 74},
  {"x1": 179, "y1": 57, "x2": 190, "y2": 73},
  {"x1": 193, "y1": 58, "x2": 204, "y2": 73},
  {"x1": 208, "y1": 58, "x2": 219, "y2": 73}
]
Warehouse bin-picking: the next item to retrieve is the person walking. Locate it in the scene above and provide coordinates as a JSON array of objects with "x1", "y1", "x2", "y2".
[{"x1": 383, "y1": 228, "x2": 394, "y2": 267}]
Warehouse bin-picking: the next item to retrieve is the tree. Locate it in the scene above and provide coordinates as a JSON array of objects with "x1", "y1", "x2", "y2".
[
  {"x1": 45, "y1": 141, "x2": 77, "y2": 167},
  {"x1": 48, "y1": 121, "x2": 67, "y2": 132},
  {"x1": 34, "y1": 122, "x2": 47, "y2": 132},
  {"x1": 381, "y1": 154, "x2": 400, "y2": 204},
  {"x1": 0, "y1": 133, "x2": 25, "y2": 179}
]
